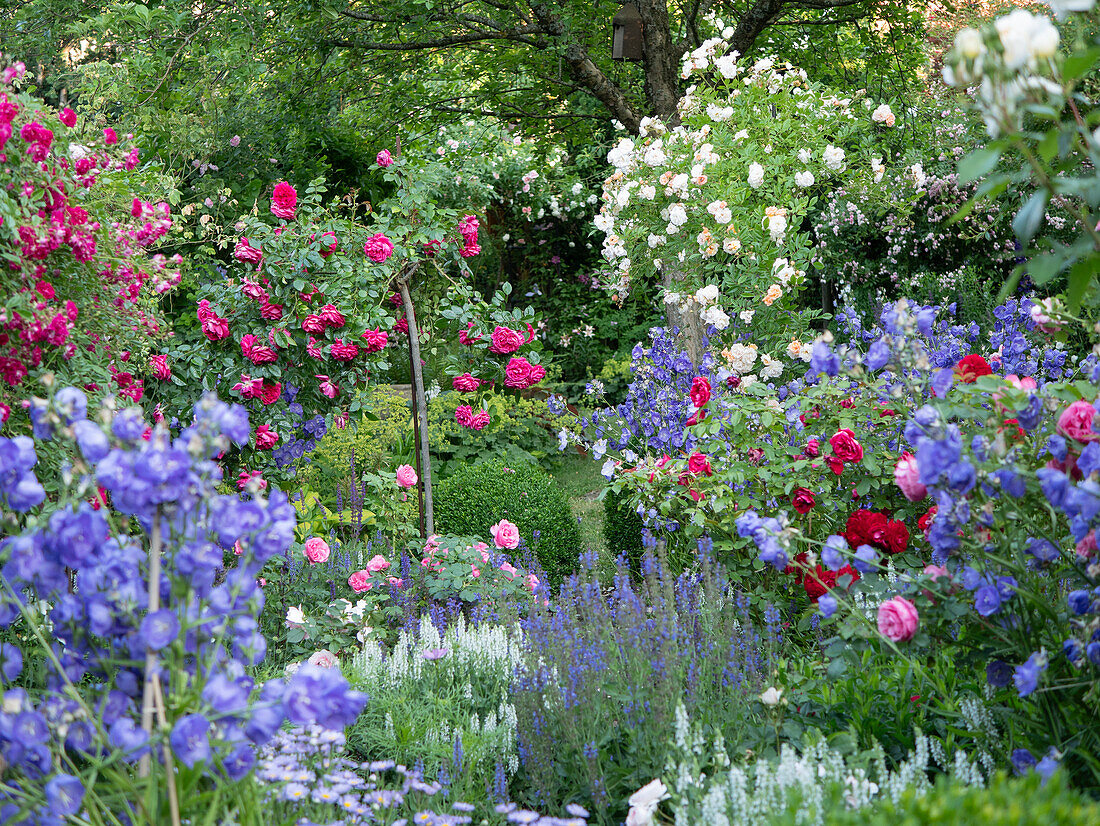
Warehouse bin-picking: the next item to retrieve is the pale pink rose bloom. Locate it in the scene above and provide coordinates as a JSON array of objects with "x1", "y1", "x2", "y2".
[
  {"x1": 490, "y1": 519, "x2": 520, "y2": 549},
  {"x1": 499, "y1": 562, "x2": 518, "y2": 581},
  {"x1": 395, "y1": 464, "x2": 418, "y2": 488},
  {"x1": 366, "y1": 554, "x2": 390, "y2": 573},
  {"x1": 304, "y1": 536, "x2": 330, "y2": 564},
  {"x1": 877, "y1": 596, "x2": 919, "y2": 642},
  {"x1": 387, "y1": 576, "x2": 404, "y2": 587},
  {"x1": 893, "y1": 452, "x2": 927, "y2": 502},
  {"x1": 348, "y1": 570, "x2": 373, "y2": 592},
  {"x1": 1076, "y1": 530, "x2": 1097, "y2": 559},
  {"x1": 308, "y1": 649, "x2": 338, "y2": 668},
  {"x1": 923, "y1": 564, "x2": 950, "y2": 581},
  {"x1": 1057, "y1": 400, "x2": 1099, "y2": 444},
  {"x1": 525, "y1": 574, "x2": 540, "y2": 591},
  {"x1": 471, "y1": 564, "x2": 480, "y2": 578}
]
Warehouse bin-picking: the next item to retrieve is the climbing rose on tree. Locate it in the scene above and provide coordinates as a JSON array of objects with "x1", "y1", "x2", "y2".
[
  {"x1": 364, "y1": 233, "x2": 394, "y2": 263},
  {"x1": 270, "y1": 182, "x2": 297, "y2": 220}
]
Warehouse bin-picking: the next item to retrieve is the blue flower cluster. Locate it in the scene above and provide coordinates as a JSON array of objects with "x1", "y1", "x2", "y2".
[
  {"x1": 0, "y1": 389, "x2": 365, "y2": 822},
  {"x1": 0, "y1": 434, "x2": 45, "y2": 512}
]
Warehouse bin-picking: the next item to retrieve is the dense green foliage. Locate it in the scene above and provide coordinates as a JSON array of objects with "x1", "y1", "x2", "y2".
[{"x1": 434, "y1": 459, "x2": 581, "y2": 582}]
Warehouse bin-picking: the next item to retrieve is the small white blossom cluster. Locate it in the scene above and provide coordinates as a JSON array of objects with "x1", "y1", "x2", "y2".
[{"x1": 662, "y1": 704, "x2": 987, "y2": 826}]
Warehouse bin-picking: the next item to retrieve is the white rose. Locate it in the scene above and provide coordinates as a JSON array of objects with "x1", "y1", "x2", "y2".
[
  {"x1": 1031, "y1": 18, "x2": 1060, "y2": 59},
  {"x1": 308, "y1": 649, "x2": 339, "y2": 669},
  {"x1": 797, "y1": 148, "x2": 812, "y2": 163},
  {"x1": 761, "y1": 687, "x2": 783, "y2": 706},
  {"x1": 286, "y1": 606, "x2": 306, "y2": 626},
  {"x1": 823, "y1": 144, "x2": 846, "y2": 171},
  {"x1": 739, "y1": 309, "x2": 755, "y2": 324},
  {"x1": 748, "y1": 162, "x2": 765, "y2": 188},
  {"x1": 626, "y1": 779, "x2": 669, "y2": 826},
  {"x1": 795, "y1": 170, "x2": 815, "y2": 188},
  {"x1": 639, "y1": 184, "x2": 656, "y2": 200},
  {"x1": 1043, "y1": 0, "x2": 1096, "y2": 20},
  {"x1": 955, "y1": 27, "x2": 986, "y2": 59},
  {"x1": 701, "y1": 306, "x2": 731, "y2": 330}
]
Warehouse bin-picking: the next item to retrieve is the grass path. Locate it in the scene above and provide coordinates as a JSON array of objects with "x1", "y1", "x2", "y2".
[{"x1": 548, "y1": 451, "x2": 609, "y2": 562}]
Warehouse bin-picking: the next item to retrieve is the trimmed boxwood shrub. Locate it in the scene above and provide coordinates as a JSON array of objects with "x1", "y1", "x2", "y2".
[
  {"x1": 434, "y1": 459, "x2": 581, "y2": 583},
  {"x1": 602, "y1": 486, "x2": 644, "y2": 573}
]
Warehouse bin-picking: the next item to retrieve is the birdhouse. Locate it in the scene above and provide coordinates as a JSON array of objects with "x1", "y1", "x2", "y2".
[{"x1": 612, "y1": 2, "x2": 643, "y2": 61}]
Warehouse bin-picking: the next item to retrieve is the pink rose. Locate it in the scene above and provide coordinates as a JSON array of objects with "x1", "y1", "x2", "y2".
[
  {"x1": 489, "y1": 326, "x2": 525, "y2": 355},
  {"x1": 525, "y1": 573, "x2": 540, "y2": 591},
  {"x1": 103, "y1": 127, "x2": 117, "y2": 145},
  {"x1": 829, "y1": 428, "x2": 864, "y2": 464},
  {"x1": 499, "y1": 561, "x2": 518, "y2": 581},
  {"x1": 364, "y1": 233, "x2": 394, "y2": 263},
  {"x1": 271, "y1": 181, "x2": 297, "y2": 220},
  {"x1": 893, "y1": 452, "x2": 927, "y2": 502},
  {"x1": 459, "y1": 323, "x2": 482, "y2": 346},
  {"x1": 1057, "y1": 400, "x2": 1099, "y2": 444},
  {"x1": 307, "y1": 337, "x2": 324, "y2": 359},
  {"x1": 527, "y1": 364, "x2": 545, "y2": 385},
  {"x1": 247, "y1": 345, "x2": 278, "y2": 365},
  {"x1": 1077, "y1": 530, "x2": 1097, "y2": 559},
  {"x1": 329, "y1": 339, "x2": 360, "y2": 361},
  {"x1": 395, "y1": 464, "x2": 418, "y2": 488},
  {"x1": 202, "y1": 315, "x2": 229, "y2": 341},
  {"x1": 234, "y1": 237, "x2": 263, "y2": 264},
  {"x1": 361, "y1": 329, "x2": 388, "y2": 352},
  {"x1": 468, "y1": 409, "x2": 490, "y2": 430},
  {"x1": 149, "y1": 354, "x2": 171, "y2": 380},
  {"x1": 923, "y1": 564, "x2": 950, "y2": 581},
  {"x1": 471, "y1": 564, "x2": 481, "y2": 578},
  {"x1": 348, "y1": 570, "x2": 373, "y2": 592},
  {"x1": 308, "y1": 649, "x2": 338, "y2": 668},
  {"x1": 260, "y1": 302, "x2": 284, "y2": 321},
  {"x1": 377, "y1": 149, "x2": 393, "y2": 167},
  {"x1": 302, "y1": 315, "x2": 326, "y2": 334},
  {"x1": 504, "y1": 357, "x2": 533, "y2": 388},
  {"x1": 453, "y1": 373, "x2": 481, "y2": 392},
  {"x1": 490, "y1": 519, "x2": 521, "y2": 550},
  {"x1": 316, "y1": 374, "x2": 340, "y2": 399},
  {"x1": 877, "y1": 596, "x2": 919, "y2": 642},
  {"x1": 319, "y1": 304, "x2": 345, "y2": 329},
  {"x1": 304, "y1": 536, "x2": 330, "y2": 564},
  {"x1": 254, "y1": 425, "x2": 279, "y2": 450},
  {"x1": 366, "y1": 554, "x2": 391, "y2": 573}
]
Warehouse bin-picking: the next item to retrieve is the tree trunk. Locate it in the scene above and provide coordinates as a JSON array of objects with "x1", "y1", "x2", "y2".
[
  {"x1": 661, "y1": 266, "x2": 705, "y2": 367},
  {"x1": 637, "y1": 0, "x2": 682, "y2": 124},
  {"x1": 397, "y1": 269, "x2": 435, "y2": 537}
]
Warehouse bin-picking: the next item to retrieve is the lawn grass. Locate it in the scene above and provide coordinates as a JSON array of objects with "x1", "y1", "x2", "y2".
[{"x1": 547, "y1": 450, "x2": 609, "y2": 564}]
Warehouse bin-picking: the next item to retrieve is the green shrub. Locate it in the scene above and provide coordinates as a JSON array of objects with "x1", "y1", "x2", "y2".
[
  {"x1": 434, "y1": 459, "x2": 581, "y2": 583},
  {"x1": 602, "y1": 486, "x2": 644, "y2": 572},
  {"x1": 830, "y1": 772, "x2": 1100, "y2": 826},
  {"x1": 301, "y1": 385, "x2": 412, "y2": 506}
]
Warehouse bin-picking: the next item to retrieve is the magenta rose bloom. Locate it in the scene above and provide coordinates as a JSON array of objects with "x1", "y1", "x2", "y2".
[
  {"x1": 270, "y1": 182, "x2": 297, "y2": 220},
  {"x1": 59, "y1": 107, "x2": 77, "y2": 128},
  {"x1": 829, "y1": 428, "x2": 864, "y2": 464},
  {"x1": 504, "y1": 357, "x2": 533, "y2": 388},
  {"x1": 103, "y1": 127, "x2": 118, "y2": 145},
  {"x1": 301, "y1": 315, "x2": 326, "y2": 334},
  {"x1": 526, "y1": 364, "x2": 545, "y2": 386},
  {"x1": 329, "y1": 340, "x2": 360, "y2": 361},
  {"x1": 149, "y1": 354, "x2": 171, "y2": 380},
  {"x1": 687, "y1": 452, "x2": 712, "y2": 476},
  {"x1": 364, "y1": 233, "x2": 394, "y2": 263},
  {"x1": 877, "y1": 596, "x2": 919, "y2": 642},
  {"x1": 361, "y1": 329, "x2": 388, "y2": 352},
  {"x1": 376, "y1": 149, "x2": 393, "y2": 167},
  {"x1": 791, "y1": 487, "x2": 815, "y2": 514},
  {"x1": 488, "y1": 326, "x2": 525, "y2": 355},
  {"x1": 690, "y1": 376, "x2": 711, "y2": 408},
  {"x1": 319, "y1": 304, "x2": 345, "y2": 329},
  {"x1": 1057, "y1": 399, "x2": 1099, "y2": 444},
  {"x1": 348, "y1": 570, "x2": 373, "y2": 593},
  {"x1": 254, "y1": 425, "x2": 280, "y2": 450},
  {"x1": 260, "y1": 303, "x2": 284, "y2": 321},
  {"x1": 490, "y1": 519, "x2": 521, "y2": 550},
  {"x1": 453, "y1": 373, "x2": 481, "y2": 392},
  {"x1": 304, "y1": 537, "x2": 330, "y2": 564},
  {"x1": 455, "y1": 404, "x2": 475, "y2": 428},
  {"x1": 893, "y1": 452, "x2": 927, "y2": 501},
  {"x1": 467, "y1": 409, "x2": 490, "y2": 430},
  {"x1": 234, "y1": 237, "x2": 263, "y2": 264}
]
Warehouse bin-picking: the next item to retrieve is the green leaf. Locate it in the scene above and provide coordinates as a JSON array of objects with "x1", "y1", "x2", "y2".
[
  {"x1": 957, "y1": 147, "x2": 1001, "y2": 184},
  {"x1": 1065, "y1": 257, "x2": 1098, "y2": 313},
  {"x1": 1063, "y1": 47, "x2": 1100, "y2": 81},
  {"x1": 1013, "y1": 190, "x2": 1049, "y2": 244}
]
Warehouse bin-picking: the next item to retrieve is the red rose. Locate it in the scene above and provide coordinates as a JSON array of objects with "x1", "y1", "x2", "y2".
[
  {"x1": 825, "y1": 456, "x2": 845, "y2": 475},
  {"x1": 259, "y1": 382, "x2": 282, "y2": 406},
  {"x1": 839, "y1": 398, "x2": 855, "y2": 409},
  {"x1": 918, "y1": 506, "x2": 937, "y2": 537},
  {"x1": 829, "y1": 428, "x2": 864, "y2": 464},
  {"x1": 329, "y1": 340, "x2": 360, "y2": 361},
  {"x1": 489, "y1": 326, "x2": 525, "y2": 354},
  {"x1": 149, "y1": 354, "x2": 170, "y2": 380},
  {"x1": 685, "y1": 409, "x2": 706, "y2": 427},
  {"x1": 726, "y1": 375, "x2": 741, "y2": 389},
  {"x1": 687, "y1": 452, "x2": 712, "y2": 476},
  {"x1": 803, "y1": 566, "x2": 837, "y2": 601},
  {"x1": 791, "y1": 487, "x2": 816, "y2": 514},
  {"x1": 955, "y1": 354, "x2": 992, "y2": 384},
  {"x1": 844, "y1": 509, "x2": 888, "y2": 550},
  {"x1": 270, "y1": 181, "x2": 297, "y2": 220},
  {"x1": 260, "y1": 302, "x2": 284, "y2": 321},
  {"x1": 690, "y1": 376, "x2": 711, "y2": 408},
  {"x1": 804, "y1": 438, "x2": 820, "y2": 458},
  {"x1": 527, "y1": 364, "x2": 546, "y2": 386},
  {"x1": 254, "y1": 424, "x2": 280, "y2": 449},
  {"x1": 883, "y1": 520, "x2": 910, "y2": 554},
  {"x1": 234, "y1": 237, "x2": 263, "y2": 264},
  {"x1": 835, "y1": 564, "x2": 861, "y2": 588}
]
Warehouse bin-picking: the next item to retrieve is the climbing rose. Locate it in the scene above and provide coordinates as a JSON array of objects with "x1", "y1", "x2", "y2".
[
  {"x1": 376, "y1": 149, "x2": 393, "y2": 167},
  {"x1": 254, "y1": 425, "x2": 279, "y2": 450},
  {"x1": 59, "y1": 107, "x2": 76, "y2": 127},
  {"x1": 690, "y1": 376, "x2": 710, "y2": 408},
  {"x1": 361, "y1": 329, "x2": 388, "y2": 352},
  {"x1": 829, "y1": 428, "x2": 863, "y2": 464},
  {"x1": 791, "y1": 487, "x2": 815, "y2": 514},
  {"x1": 452, "y1": 373, "x2": 481, "y2": 392},
  {"x1": 149, "y1": 354, "x2": 171, "y2": 380},
  {"x1": 504, "y1": 357, "x2": 533, "y2": 388},
  {"x1": 488, "y1": 326, "x2": 525, "y2": 354},
  {"x1": 364, "y1": 233, "x2": 394, "y2": 263},
  {"x1": 894, "y1": 452, "x2": 927, "y2": 501},
  {"x1": 270, "y1": 182, "x2": 297, "y2": 220},
  {"x1": 319, "y1": 304, "x2": 345, "y2": 329},
  {"x1": 234, "y1": 237, "x2": 263, "y2": 264}
]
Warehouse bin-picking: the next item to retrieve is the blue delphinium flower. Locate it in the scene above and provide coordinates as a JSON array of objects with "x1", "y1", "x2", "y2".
[
  {"x1": 818, "y1": 594, "x2": 837, "y2": 618},
  {"x1": 171, "y1": 713, "x2": 212, "y2": 768},
  {"x1": 1013, "y1": 651, "x2": 1048, "y2": 697},
  {"x1": 974, "y1": 584, "x2": 1002, "y2": 616}
]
